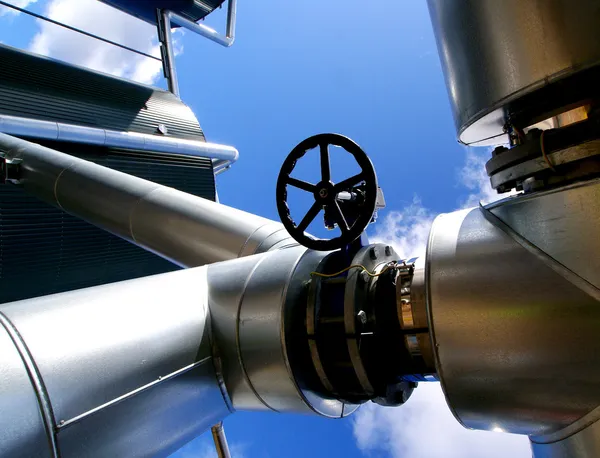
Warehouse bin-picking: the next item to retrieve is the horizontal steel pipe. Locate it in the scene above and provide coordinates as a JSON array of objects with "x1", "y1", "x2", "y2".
[{"x1": 0, "y1": 114, "x2": 239, "y2": 162}]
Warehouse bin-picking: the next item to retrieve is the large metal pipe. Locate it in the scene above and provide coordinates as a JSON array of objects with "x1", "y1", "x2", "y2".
[
  {"x1": 426, "y1": 179, "x2": 600, "y2": 447},
  {"x1": 0, "y1": 113, "x2": 239, "y2": 162},
  {"x1": 0, "y1": 244, "x2": 343, "y2": 457},
  {"x1": 207, "y1": 245, "x2": 352, "y2": 417},
  {"x1": 0, "y1": 133, "x2": 293, "y2": 267},
  {"x1": 0, "y1": 267, "x2": 230, "y2": 458},
  {"x1": 427, "y1": 0, "x2": 600, "y2": 146}
]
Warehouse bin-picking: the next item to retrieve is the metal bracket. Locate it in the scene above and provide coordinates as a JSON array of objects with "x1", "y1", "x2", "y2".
[
  {"x1": 0, "y1": 156, "x2": 22, "y2": 184},
  {"x1": 157, "y1": 0, "x2": 237, "y2": 98}
]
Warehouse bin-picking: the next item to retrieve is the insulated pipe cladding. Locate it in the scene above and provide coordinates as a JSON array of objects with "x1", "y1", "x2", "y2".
[
  {"x1": 0, "y1": 133, "x2": 294, "y2": 268},
  {"x1": 0, "y1": 245, "x2": 356, "y2": 458},
  {"x1": 1, "y1": 133, "x2": 600, "y2": 458},
  {"x1": 426, "y1": 180, "x2": 600, "y2": 457}
]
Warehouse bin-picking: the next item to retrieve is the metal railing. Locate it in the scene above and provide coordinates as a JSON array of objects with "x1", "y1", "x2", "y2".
[
  {"x1": 158, "y1": 0, "x2": 237, "y2": 98},
  {"x1": 0, "y1": 0, "x2": 239, "y2": 174}
]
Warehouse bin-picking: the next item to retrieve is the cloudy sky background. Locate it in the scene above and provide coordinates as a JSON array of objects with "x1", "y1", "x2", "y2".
[{"x1": 0, "y1": 1, "x2": 530, "y2": 456}]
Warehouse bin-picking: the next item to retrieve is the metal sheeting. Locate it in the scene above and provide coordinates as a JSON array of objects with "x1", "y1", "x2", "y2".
[
  {"x1": 0, "y1": 321, "x2": 52, "y2": 458},
  {"x1": 0, "y1": 266, "x2": 231, "y2": 458},
  {"x1": 98, "y1": 0, "x2": 226, "y2": 25},
  {"x1": 0, "y1": 142, "x2": 215, "y2": 304},
  {"x1": 0, "y1": 44, "x2": 205, "y2": 140},
  {"x1": 427, "y1": 199, "x2": 600, "y2": 436}
]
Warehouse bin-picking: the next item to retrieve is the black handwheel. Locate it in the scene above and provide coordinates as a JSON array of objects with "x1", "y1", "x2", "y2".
[{"x1": 276, "y1": 133, "x2": 378, "y2": 251}]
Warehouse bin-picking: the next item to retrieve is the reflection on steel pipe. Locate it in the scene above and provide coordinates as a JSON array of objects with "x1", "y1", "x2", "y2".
[
  {"x1": 0, "y1": 133, "x2": 292, "y2": 267},
  {"x1": 427, "y1": 0, "x2": 600, "y2": 146},
  {"x1": 211, "y1": 422, "x2": 231, "y2": 458},
  {"x1": 225, "y1": 0, "x2": 237, "y2": 43},
  {"x1": 0, "y1": 244, "x2": 337, "y2": 457},
  {"x1": 213, "y1": 158, "x2": 233, "y2": 175},
  {"x1": 427, "y1": 181, "x2": 600, "y2": 437},
  {"x1": 0, "y1": 267, "x2": 231, "y2": 458},
  {"x1": 165, "y1": 4, "x2": 236, "y2": 48},
  {"x1": 0, "y1": 113, "x2": 239, "y2": 162}
]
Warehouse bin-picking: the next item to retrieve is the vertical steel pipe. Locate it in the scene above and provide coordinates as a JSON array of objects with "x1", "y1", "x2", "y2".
[
  {"x1": 211, "y1": 422, "x2": 231, "y2": 458},
  {"x1": 427, "y1": 0, "x2": 600, "y2": 145}
]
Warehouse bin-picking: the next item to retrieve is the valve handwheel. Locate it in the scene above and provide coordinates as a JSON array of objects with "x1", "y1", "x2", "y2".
[{"x1": 276, "y1": 133, "x2": 378, "y2": 251}]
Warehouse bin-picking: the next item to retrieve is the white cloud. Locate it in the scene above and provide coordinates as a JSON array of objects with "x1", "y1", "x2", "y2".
[
  {"x1": 353, "y1": 384, "x2": 530, "y2": 458},
  {"x1": 356, "y1": 148, "x2": 530, "y2": 457},
  {"x1": 28, "y1": 0, "x2": 180, "y2": 85},
  {"x1": 460, "y1": 147, "x2": 518, "y2": 207},
  {"x1": 370, "y1": 196, "x2": 435, "y2": 259},
  {"x1": 0, "y1": 0, "x2": 38, "y2": 17}
]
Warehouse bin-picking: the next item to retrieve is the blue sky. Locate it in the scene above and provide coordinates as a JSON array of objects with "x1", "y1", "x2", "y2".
[{"x1": 0, "y1": 1, "x2": 532, "y2": 457}]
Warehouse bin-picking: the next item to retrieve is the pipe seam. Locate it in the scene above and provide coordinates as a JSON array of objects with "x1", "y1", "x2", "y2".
[{"x1": 0, "y1": 311, "x2": 59, "y2": 458}]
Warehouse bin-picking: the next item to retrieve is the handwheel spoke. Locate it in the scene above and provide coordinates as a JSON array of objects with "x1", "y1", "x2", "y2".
[
  {"x1": 331, "y1": 201, "x2": 350, "y2": 233},
  {"x1": 333, "y1": 173, "x2": 364, "y2": 193},
  {"x1": 287, "y1": 177, "x2": 316, "y2": 193},
  {"x1": 320, "y1": 143, "x2": 331, "y2": 182},
  {"x1": 298, "y1": 201, "x2": 322, "y2": 232}
]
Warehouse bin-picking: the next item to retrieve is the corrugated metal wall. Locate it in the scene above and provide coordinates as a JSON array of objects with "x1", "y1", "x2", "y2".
[
  {"x1": 0, "y1": 44, "x2": 205, "y2": 140},
  {"x1": 0, "y1": 144, "x2": 216, "y2": 303},
  {"x1": 98, "y1": 0, "x2": 226, "y2": 25},
  {"x1": 0, "y1": 45, "x2": 217, "y2": 303}
]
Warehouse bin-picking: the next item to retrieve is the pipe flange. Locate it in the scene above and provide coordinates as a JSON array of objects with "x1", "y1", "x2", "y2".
[{"x1": 344, "y1": 244, "x2": 400, "y2": 396}]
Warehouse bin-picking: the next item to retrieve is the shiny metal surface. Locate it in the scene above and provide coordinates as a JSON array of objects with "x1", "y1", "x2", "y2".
[
  {"x1": 490, "y1": 140, "x2": 600, "y2": 191},
  {"x1": 211, "y1": 422, "x2": 231, "y2": 458},
  {"x1": 400, "y1": 257, "x2": 435, "y2": 372},
  {"x1": 208, "y1": 246, "x2": 318, "y2": 412},
  {"x1": 531, "y1": 417, "x2": 600, "y2": 458},
  {"x1": 0, "y1": 114, "x2": 239, "y2": 162},
  {"x1": 166, "y1": 4, "x2": 236, "y2": 48},
  {"x1": 489, "y1": 179, "x2": 600, "y2": 288},
  {"x1": 0, "y1": 266, "x2": 231, "y2": 457},
  {"x1": 0, "y1": 321, "x2": 52, "y2": 458},
  {"x1": 1, "y1": 267, "x2": 213, "y2": 422},
  {"x1": 427, "y1": 0, "x2": 600, "y2": 145},
  {"x1": 235, "y1": 247, "x2": 310, "y2": 412},
  {"x1": 58, "y1": 359, "x2": 227, "y2": 458},
  {"x1": 208, "y1": 246, "x2": 349, "y2": 416},
  {"x1": 427, "y1": 201, "x2": 600, "y2": 436},
  {"x1": 0, "y1": 312, "x2": 58, "y2": 457},
  {"x1": 0, "y1": 133, "x2": 292, "y2": 267},
  {"x1": 213, "y1": 158, "x2": 233, "y2": 175}
]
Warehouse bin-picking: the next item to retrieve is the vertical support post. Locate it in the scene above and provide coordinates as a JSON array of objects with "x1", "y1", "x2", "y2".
[
  {"x1": 157, "y1": 0, "x2": 238, "y2": 97},
  {"x1": 211, "y1": 422, "x2": 232, "y2": 458},
  {"x1": 157, "y1": 9, "x2": 180, "y2": 98},
  {"x1": 225, "y1": 0, "x2": 237, "y2": 42}
]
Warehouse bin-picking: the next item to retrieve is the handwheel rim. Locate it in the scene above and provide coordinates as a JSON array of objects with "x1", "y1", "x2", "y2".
[{"x1": 276, "y1": 133, "x2": 378, "y2": 251}]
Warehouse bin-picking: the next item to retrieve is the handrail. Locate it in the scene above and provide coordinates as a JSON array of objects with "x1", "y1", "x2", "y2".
[
  {"x1": 0, "y1": 0, "x2": 161, "y2": 61},
  {"x1": 0, "y1": 114, "x2": 239, "y2": 163},
  {"x1": 158, "y1": 0, "x2": 237, "y2": 97}
]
